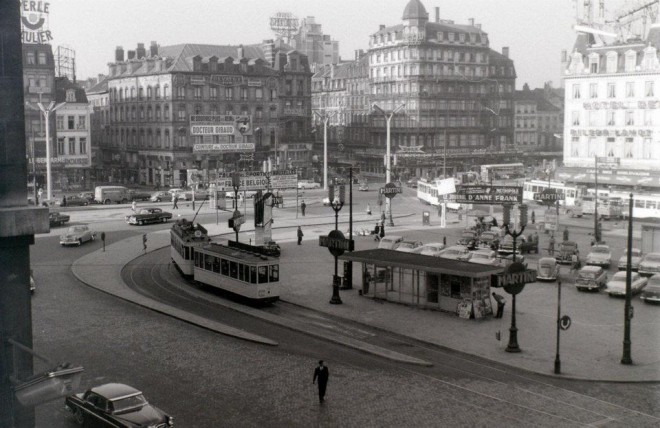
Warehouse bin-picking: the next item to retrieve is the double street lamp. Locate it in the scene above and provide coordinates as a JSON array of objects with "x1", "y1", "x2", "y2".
[
  {"x1": 372, "y1": 103, "x2": 405, "y2": 227},
  {"x1": 313, "y1": 106, "x2": 341, "y2": 190},
  {"x1": 26, "y1": 100, "x2": 66, "y2": 202}
]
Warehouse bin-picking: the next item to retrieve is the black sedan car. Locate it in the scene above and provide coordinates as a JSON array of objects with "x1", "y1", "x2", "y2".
[
  {"x1": 65, "y1": 383, "x2": 173, "y2": 427},
  {"x1": 61, "y1": 195, "x2": 92, "y2": 206}
]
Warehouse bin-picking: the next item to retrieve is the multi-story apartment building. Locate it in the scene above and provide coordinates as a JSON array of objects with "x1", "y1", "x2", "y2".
[
  {"x1": 514, "y1": 84, "x2": 563, "y2": 150},
  {"x1": 23, "y1": 43, "x2": 56, "y2": 191},
  {"x1": 350, "y1": 0, "x2": 515, "y2": 180},
  {"x1": 86, "y1": 77, "x2": 110, "y2": 182},
  {"x1": 291, "y1": 16, "x2": 340, "y2": 70},
  {"x1": 103, "y1": 41, "x2": 312, "y2": 186},
  {"x1": 561, "y1": 24, "x2": 660, "y2": 190},
  {"x1": 53, "y1": 77, "x2": 93, "y2": 188}
]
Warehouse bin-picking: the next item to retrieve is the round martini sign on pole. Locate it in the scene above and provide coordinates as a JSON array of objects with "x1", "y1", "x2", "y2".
[{"x1": 380, "y1": 182, "x2": 402, "y2": 199}]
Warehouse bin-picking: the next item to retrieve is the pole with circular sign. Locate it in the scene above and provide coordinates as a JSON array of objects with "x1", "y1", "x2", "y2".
[
  {"x1": 319, "y1": 230, "x2": 354, "y2": 304},
  {"x1": 380, "y1": 182, "x2": 402, "y2": 227}
]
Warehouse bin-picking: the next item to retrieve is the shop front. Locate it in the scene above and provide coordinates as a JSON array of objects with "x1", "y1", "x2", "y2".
[{"x1": 340, "y1": 249, "x2": 503, "y2": 319}]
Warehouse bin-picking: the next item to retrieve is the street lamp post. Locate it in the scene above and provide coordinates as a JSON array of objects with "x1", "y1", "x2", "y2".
[
  {"x1": 313, "y1": 107, "x2": 340, "y2": 190},
  {"x1": 594, "y1": 156, "x2": 600, "y2": 242},
  {"x1": 26, "y1": 100, "x2": 66, "y2": 202},
  {"x1": 372, "y1": 103, "x2": 405, "y2": 227},
  {"x1": 621, "y1": 192, "x2": 634, "y2": 365}
]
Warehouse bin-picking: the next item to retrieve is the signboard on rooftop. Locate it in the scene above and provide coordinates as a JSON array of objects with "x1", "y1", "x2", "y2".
[
  {"x1": 190, "y1": 115, "x2": 253, "y2": 137},
  {"x1": 450, "y1": 185, "x2": 522, "y2": 205},
  {"x1": 213, "y1": 170, "x2": 298, "y2": 191}
]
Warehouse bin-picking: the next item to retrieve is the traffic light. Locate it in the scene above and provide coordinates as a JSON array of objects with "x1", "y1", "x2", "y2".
[
  {"x1": 519, "y1": 204, "x2": 528, "y2": 226},
  {"x1": 503, "y1": 205, "x2": 511, "y2": 225}
]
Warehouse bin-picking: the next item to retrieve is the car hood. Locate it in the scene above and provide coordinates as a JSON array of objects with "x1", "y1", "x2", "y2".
[
  {"x1": 113, "y1": 404, "x2": 167, "y2": 425},
  {"x1": 640, "y1": 261, "x2": 660, "y2": 269},
  {"x1": 607, "y1": 281, "x2": 627, "y2": 291},
  {"x1": 618, "y1": 256, "x2": 641, "y2": 265},
  {"x1": 587, "y1": 253, "x2": 610, "y2": 260},
  {"x1": 538, "y1": 265, "x2": 556, "y2": 275},
  {"x1": 61, "y1": 234, "x2": 79, "y2": 239}
]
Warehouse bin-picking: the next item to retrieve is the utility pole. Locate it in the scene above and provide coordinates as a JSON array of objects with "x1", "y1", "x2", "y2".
[
  {"x1": 313, "y1": 109, "x2": 337, "y2": 190},
  {"x1": 621, "y1": 192, "x2": 634, "y2": 365}
]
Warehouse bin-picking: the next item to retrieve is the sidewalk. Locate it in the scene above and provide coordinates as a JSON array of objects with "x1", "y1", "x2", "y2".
[{"x1": 71, "y1": 209, "x2": 660, "y2": 382}]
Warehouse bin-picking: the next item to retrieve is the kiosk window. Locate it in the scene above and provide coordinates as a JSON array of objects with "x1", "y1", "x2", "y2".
[
  {"x1": 250, "y1": 266, "x2": 257, "y2": 283},
  {"x1": 269, "y1": 265, "x2": 279, "y2": 282},
  {"x1": 258, "y1": 266, "x2": 268, "y2": 283},
  {"x1": 221, "y1": 259, "x2": 229, "y2": 276},
  {"x1": 450, "y1": 276, "x2": 462, "y2": 299},
  {"x1": 230, "y1": 261, "x2": 238, "y2": 278}
]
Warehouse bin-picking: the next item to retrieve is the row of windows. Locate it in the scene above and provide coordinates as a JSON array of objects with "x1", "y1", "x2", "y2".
[
  {"x1": 25, "y1": 51, "x2": 48, "y2": 65},
  {"x1": 370, "y1": 64, "x2": 512, "y2": 80},
  {"x1": 572, "y1": 81, "x2": 655, "y2": 99},
  {"x1": 571, "y1": 110, "x2": 654, "y2": 126},
  {"x1": 172, "y1": 236, "x2": 193, "y2": 260},
  {"x1": 372, "y1": 47, "x2": 488, "y2": 64},
  {"x1": 569, "y1": 136, "x2": 658, "y2": 159},
  {"x1": 370, "y1": 80, "x2": 512, "y2": 96},
  {"x1": 111, "y1": 85, "x2": 285, "y2": 103},
  {"x1": 371, "y1": 30, "x2": 487, "y2": 46},
  {"x1": 568, "y1": 48, "x2": 656, "y2": 75},
  {"x1": 194, "y1": 252, "x2": 279, "y2": 284},
  {"x1": 56, "y1": 137, "x2": 88, "y2": 156},
  {"x1": 56, "y1": 115, "x2": 87, "y2": 130}
]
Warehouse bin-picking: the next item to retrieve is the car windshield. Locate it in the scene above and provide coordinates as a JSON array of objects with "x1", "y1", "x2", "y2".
[
  {"x1": 473, "y1": 253, "x2": 491, "y2": 260},
  {"x1": 578, "y1": 271, "x2": 597, "y2": 279},
  {"x1": 68, "y1": 227, "x2": 86, "y2": 233},
  {"x1": 399, "y1": 243, "x2": 415, "y2": 249},
  {"x1": 111, "y1": 394, "x2": 147, "y2": 413},
  {"x1": 540, "y1": 261, "x2": 555, "y2": 268},
  {"x1": 461, "y1": 231, "x2": 475, "y2": 238},
  {"x1": 645, "y1": 254, "x2": 660, "y2": 262},
  {"x1": 592, "y1": 247, "x2": 609, "y2": 253}
]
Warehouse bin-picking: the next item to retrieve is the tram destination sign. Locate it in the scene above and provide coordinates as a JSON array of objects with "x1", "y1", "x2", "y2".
[{"x1": 450, "y1": 185, "x2": 522, "y2": 204}]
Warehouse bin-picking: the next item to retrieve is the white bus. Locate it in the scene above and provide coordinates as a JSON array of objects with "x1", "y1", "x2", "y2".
[
  {"x1": 613, "y1": 192, "x2": 660, "y2": 219},
  {"x1": 480, "y1": 163, "x2": 525, "y2": 182},
  {"x1": 522, "y1": 180, "x2": 583, "y2": 206},
  {"x1": 417, "y1": 178, "x2": 461, "y2": 210}
]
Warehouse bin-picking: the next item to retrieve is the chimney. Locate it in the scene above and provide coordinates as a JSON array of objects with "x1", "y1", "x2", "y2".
[
  {"x1": 150, "y1": 41, "x2": 158, "y2": 57},
  {"x1": 136, "y1": 43, "x2": 146, "y2": 59},
  {"x1": 115, "y1": 46, "x2": 124, "y2": 62},
  {"x1": 379, "y1": 24, "x2": 385, "y2": 30},
  {"x1": 98, "y1": 73, "x2": 104, "y2": 82},
  {"x1": 502, "y1": 47, "x2": 509, "y2": 58},
  {"x1": 127, "y1": 50, "x2": 136, "y2": 60},
  {"x1": 435, "y1": 7, "x2": 440, "y2": 23},
  {"x1": 237, "y1": 45, "x2": 244, "y2": 60},
  {"x1": 469, "y1": 18, "x2": 475, "y2": 27}
]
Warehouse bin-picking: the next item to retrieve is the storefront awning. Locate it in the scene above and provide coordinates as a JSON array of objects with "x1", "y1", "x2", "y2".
[
  {"x1": 339, "y1": 249, "x2": 503, "y2": 277},
  {"x1": 556, "y1": 167, "x2": 660, "y2": 188}
]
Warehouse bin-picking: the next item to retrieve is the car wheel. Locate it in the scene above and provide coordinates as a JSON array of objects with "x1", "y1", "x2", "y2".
[
  {"x1": 162, "y1": 217, "x2": 166, "y2": 223},
  {"x1": 73, "y1": 407, "x2": 84, "y2": 425},
  {"x1": 104, "y1": 199, "x2": 111, "y2": 205},
  {"x1": 121, "y1": 199, "x2": 128, "y2": 204},
  {"x1": 83, "y1": 202, "x2": 88, "y2": 206},
  {"x1": 78, "y1": 239, "x2": 82, "y2": 246},
  {"x1": 156, "y1": 198, "x2": 161, "y2": 202},
  {"x1": 138, "y1": 220, "x2": 144, "y2": 226}
]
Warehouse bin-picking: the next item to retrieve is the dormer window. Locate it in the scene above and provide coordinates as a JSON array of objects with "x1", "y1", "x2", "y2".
[
  {"x1": 625, "y1": 51, "x2": 637, "y2": 72},
  {"x1": 606, "y1": 52, "x2": 618, "y2": 73},
  {"x1": 569, "y1": 52, "x2": 584, "y2": 74},
  {"x1": 642, "y1": 46, "x2": 658, "y2": 70},
  {"x1": 65, "y1": 89, "x2": 76, "y2": 102}
]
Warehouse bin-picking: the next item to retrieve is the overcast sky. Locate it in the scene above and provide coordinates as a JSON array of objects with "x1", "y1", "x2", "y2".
[{"x1": 45, "y1": 0, "x2": 637, "y2": 89}]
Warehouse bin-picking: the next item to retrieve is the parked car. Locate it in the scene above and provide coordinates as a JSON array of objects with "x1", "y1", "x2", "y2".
[
  {"x1": 49, "y1": 212, "x2": 70, "y2": 227},
  {"x1": 500, "y1": 253, "x2": 528, "y2": 268},
  {"x1": 618, "y1": 248, "x2": 643, "y2": 271},
  {"x1": 536, "y1": 257, "x2": 561, "y2": 281},
  {"x1": 183, "y1": 189, "x2": 208, "y2": 200},
  {"x1": 60, "y1": 194, "x2": 91, "y2": 206},
  {"x1": 606, "y1": 271, "x2": 648, "y2": 296},
  {"x1": 395, "y1": 240, "x2": 423, "y2": 253},
  {"x1": 478, "y1": 230, "x2": 500, "y2": 249},
  {"x1": 298, "y1": 180, "x2": 320, "y2": 189},
  {"x1": 457, "y1": 229, "x2": 478, "y2": 246},
  {"x1": 358, "y1": 183, "x2": 369, "y2": 191},
  {"x1": 129, "y1": 189, "x2": 153, "y2": 201},
  {"x1": 412, "y1": 242, "x2": 446, "y2": 256},
  {"x1": 377, "y1": 235, "x2": 404, "y2": 250},
  {"x1": 438, "y1": 245, "x2": 471, "y2": 261},
  {"x1": 640, "y1": 274, "x2": 660, "y2": 303},
  {"x1": 60, "y1": 225, "x2": 96, "y2": 246},
  {"x1": 575, "y1": 265, "x2": 608, "y2": 291},
  {"x1": 638, "y1": 252, "x2": 660, "y2": 277},
  {"x1": 556, "y1": 241, "x2": 579, "y2": 264},
  {"x1": 149, "y1": 191, "x2": 170, "y2": 202},
  {"x1": 498, "y1": 235, "x2": 537, "y2": 255},
  {"x1": 125, "y1": 208, "x2": 173, "y2": 225},
  {"x1": 585, "y1": 244, "x2": 612, "y2": 268},
  {"x1": 79, "y1": 192, "x2": 95, "y2": 203},
  {"x1": 406, "y1": 179, "x2": 418, "y2": 188},
  {"x1": 65, "y1": 383, "x2": 173, "y2": 427},
  {"x1": 468, "y1": 249, "x2": 500, "y2": 266},
  {"x1": 94, "y1": 185, "x2": 131, "y2": 204}
]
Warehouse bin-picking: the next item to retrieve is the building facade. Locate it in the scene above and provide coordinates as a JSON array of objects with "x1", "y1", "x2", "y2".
[
  {"x1": 291, "y1": 16, "x2": 339, "y2": 70},
  {"x1": 52, "y1": 77, "x2": 93, "y2": 188},
  {"x1": 311, "y1": 0, "x2": 516, "y2": 182},
  {"x1": 514, "y1": 84, "x2": 563, "y2": 151},
  {"x1": 86, "y1": 77, "x2": 109, "y2": 182},
  {"x1": 102, "y1": 41, "x2": 312, "y2": 187},
  {"x1": 561, "y1": 24, "x2": 660, "y2": 190}
]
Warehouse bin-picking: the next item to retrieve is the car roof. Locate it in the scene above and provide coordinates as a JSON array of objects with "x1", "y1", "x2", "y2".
[
  {"x1": 580, "y1": 265, "x2": 602, "y2": 272},
  {"x1": 612, "y1": 271, "x2": 635, "y2": 279},
  {"x1": 539, "y1": 257, "x2": 556, "y2": 263},
  {"x1": 382, "y1": 235, "x2": 403, "y2": 241},
  {"x1": 592, "y1": 245, "x2": 610, "y2": 250},
  {"x1": 90, "y1": 383, "x2": 141, "y2": 400},
  {"x1": 445, "y1": 245, "x2": 467, "y2": 251},
  {"x1": 648, "y1": 274, "x2": 660, "y2": 285},
  {"x1": 473, "y1": 249, "x2": 495, "y2": 255}
]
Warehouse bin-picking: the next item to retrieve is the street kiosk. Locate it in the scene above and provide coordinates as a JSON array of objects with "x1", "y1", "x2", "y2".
[{"x1": 340, "y1": 249, "x2": 503, "y2": 318}]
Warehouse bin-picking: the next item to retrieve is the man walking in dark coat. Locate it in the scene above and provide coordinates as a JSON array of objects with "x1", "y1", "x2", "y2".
[
  {"x1": 300, "y1": 200, "x2": 306, "y2": 216},
  {"x1": 297, "y1": 226, "x2": 304, "y2": 245},
  {"x1": 172, "y1": 193, "x2": 179, "y2": 209},
  {"x1": 312, "y1": 360, "x2": 329, "y2": 403},
  {"x1": 492, "y1": 292, "x2": 505, "y2": 318}
]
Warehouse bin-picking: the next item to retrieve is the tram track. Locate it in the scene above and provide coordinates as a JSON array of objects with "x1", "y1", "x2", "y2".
[{"x1": 123, "y1": 247, "x2": 660, "y2": 428}]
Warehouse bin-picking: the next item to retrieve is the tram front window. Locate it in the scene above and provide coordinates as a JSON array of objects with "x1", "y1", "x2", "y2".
[
  {"x1": 250, "y1": 266, "x2": 257, "y2": 283},
  {"x1": 230, "y1": 261, "x2": 238, "y2": 279},
  {"x1": 258, "y1": 266, "x2": 268, "y2": 283},
  {"x1": 269, "y1": 265, "x2": 279, "y2": 282},
  {"x1": 212, "y1": 257, "x2": 220, "y2": 273},
  {"x1": 204, "y1": 255, "x2": 212, "y2": 271},
  {"x1": 221, "y1": 259, "x2": 229, "y2": 276}
]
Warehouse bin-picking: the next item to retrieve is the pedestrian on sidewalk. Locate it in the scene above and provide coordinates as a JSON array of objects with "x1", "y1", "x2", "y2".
[
  {"x1": 379, "y1": 221, "x2": 385, "y2": 239},
  {"x1": 492, "y1": 292, "x2": 505, "y2": 318},
  {"x1": 172, "y1": 193, "x2": 179, "y2": 209},
  {"x1": 531, "y1": 210, "x2": 536, "y2": 224},
  {"x1": 366, "y1": 203, "x2": 372, "y2": 215},
  {"x1": 297, "y1": 226, "x2": 304, "y2": 245},
  {"x1": 142, "y1": 234, "x2": 148, "y2": 254},
  {"x1": 301, "y1": 200, "x2": 306, "y2": 216},
  {"x1": 61, "y1": 195, "x2": 67, "y2": 207},
  {"x1": 548, "y1": 233, "x2": 555, "y2": 256},
  {"x1": 312, "y1": 360, "x2": 329, "y2": 403},
  {"x1": 132, "y1": 200, "x2": 137, "y2": 212},
  {"x1": 443, "y1": 236, "x2": 447, "y2": 247}
]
